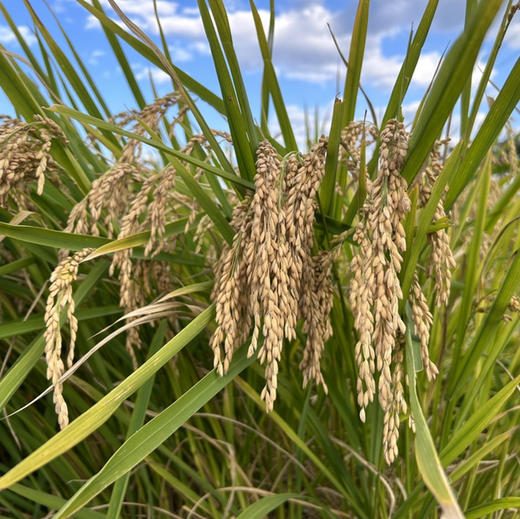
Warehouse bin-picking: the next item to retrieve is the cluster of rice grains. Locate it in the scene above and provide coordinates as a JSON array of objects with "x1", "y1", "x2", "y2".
[
  {"x1": 0, "y1": 115, "x2": 67, "y2": 208},
  {"x1": 42, "y1": 94, "x2": 231, "y2": 427},
  {"x1": 349, "y1": 119, "x2": 454, "y2": 464},
  {"x1": 64, "y1": 93, "x2": 219, "y2": 366},
  {"x1": 44, "y1": 248, "x2": 93, "y2": 429},
  {"x1": 210, "y1": 138, "x2": 337, "y2": 412}
]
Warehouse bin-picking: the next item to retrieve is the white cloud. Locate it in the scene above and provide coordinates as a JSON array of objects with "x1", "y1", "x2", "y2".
[
  {"x1": 135, "y1": 66, "x2": 171, "y2": 84},
  {"x1": 98, "y1": 0, "x2": 176, "y2": 18},
  {"x1": 88, "y1": 49, "x2": 106, "y2": 66},
  {"x1": 85, "y1": 2, "x2": 341, "y2": 83},
  {"x1": 411, "y1": 52, "x2": 443, "y2": 87},
  {"x1": 505, "y1": 17, "x2": 520, "y2": 48},
  {"x1": 445, "y1": 111, "x2": 487, "y2": 144},
  {"x1": 269, "y1": 102, "x2": 333, "y2": 150},
  {"x1": 181, "y1": 7, "x2": 201, "y2": 16},
  {"x1": 189, "y1": 40, "x2": 210, "y2": 55},
  {"x1": 82, "y1": 0, "x2": 481, "y2": 92},
  {"x1": 401, "y1": 100, "x2": 421, "y2": 123},
  {"x1": 168, "y1": 46, "x2": 192, "y2": 63},
  {"x1": 85, "y1": 14, "x2": 101, "y2": 30},
  {"x1": 0, "y1": 25, "x2": 37, "y2": 47}
]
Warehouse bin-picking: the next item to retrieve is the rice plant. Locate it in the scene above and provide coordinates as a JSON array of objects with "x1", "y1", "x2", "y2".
[{"x1": 0, "y1": 0, "x2": 519, "y2": 517}]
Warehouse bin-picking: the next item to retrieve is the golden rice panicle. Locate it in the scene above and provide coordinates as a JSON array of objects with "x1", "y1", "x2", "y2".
[
  {"x1": 299, "y1": 249, "x2": 337, "y2": 392},
  {"x1": 44, "y1": 248, "x2": 93, "y2": 429},
  {"x1": 409, "y1": 273, "x2": 438, "y2": 380},
  {"x1": 138, "y1": 93, "x2": 179, "y2": 133},
  {"x1": 145, "y1": 166, "x2": 176, "y2": 257},
  {"x1": 65, "y1": 162, "x2": 140, "y2": 237},
  {"x1": 284, "y1": 138, "x2": 328, "y2": 333},
  {"x1": 290, "y1": 137, "x2": 328, "y2": 254},
  {"x1": 339, "y1": 121, "x2": 378, "y2": 182},
  {"x1": 210, "y1": 194, "x2": 252, "y2": 376},
  {"x1": 280, "y1": 153, "x2": 303, "y2": 340},
  {"x1": 210, "y1": 243, "x2": 243, "y2": 375},
  {"x1": 382, "y1": 338, "x2": 407, "y2": 464},
  {"x1": 109, "y1": 175, "x2": 158, "y2": 366},
  {"x1": 67, "y1": 94, "x2": 179, "y2": 237},
  {"x1": 0, "y1": 115, "x2": 67, "y2": 208},
  {"x1": 350, "y1": 218, "x2": 375, "y2": 423},
  {"x1": 247, "y1": 141, "x2": 285, "y2": 411},
  {"x1": 350, "y1": 118, "x2": 410, "y2": 425},
  {"x1": 210, "y1": 138, "x2": 332, "y2": 412},
  {"x1": 418, "y1": 142, "x2": 456, "y2": 306}
]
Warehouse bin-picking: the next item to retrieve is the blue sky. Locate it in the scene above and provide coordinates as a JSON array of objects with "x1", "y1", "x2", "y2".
[{"x1": 0, "y1": 0, "x2": 519, "y2": 146}]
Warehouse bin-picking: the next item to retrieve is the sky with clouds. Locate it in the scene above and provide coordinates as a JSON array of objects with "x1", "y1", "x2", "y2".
[{"x1": 0, "y1": 0, "x2": 518, "y2": 146}]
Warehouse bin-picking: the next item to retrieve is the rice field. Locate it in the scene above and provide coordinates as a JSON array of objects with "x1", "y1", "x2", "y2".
[{"x1": 0, "y1": 0, "x2": 519, "y2": 517}]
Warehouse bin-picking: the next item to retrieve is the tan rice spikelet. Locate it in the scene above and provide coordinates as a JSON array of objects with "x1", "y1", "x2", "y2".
[
  {"x1": 66, "y1": 93, "x2": 180, "y2": 237},
  {"x1": 278, "y1": 153, "x2": 301, "y2": 339},
  {"x1": 409, "y1": 273, "x2": 438, "y2": 380},
  {"x1": 382, "y1": 337, "x2": 407, "y2": 464},
  {"x1": 65, "y1": 95, "x2": 185, "y2": 365},
  {"x1": 417, "y1": 142, "x2": 456, "y2": 305},
  {"x1": 0, "y1": 115, "x2": 67, "y2": 208},
  {"x1": 108, "y1": 167, "x2": 178, "y2": 365},
  {"x1": 145, "y1": 166, "x2": 177, "y2": 257},
  {"x1": 350, "y1": 119, "x2": 410, "y2": 438},
  {"x1": 505, "y1": 123, "x2": 518, "y2": 178},
  {"x1": 299, "y1": 248, "x2": 339, "y2": 391},
  {"x1": 285, "y1": 138, "x2": 328, "y2": 336},
  {"x1": 193, "y1": 214, "x2": 213, "y2": 254},
  {"x1": 504, "y1": 295, "x2": 520, "y2": 321},
  {"x1": 210, "y1": 240, "x2": 246, "y2": 376},
  {"x1": 509, "y1": 296, "x2": 520, "y2": 313},
  {"x1": 246, "y1": 140, "x2": 285, "y2": 411},
  {"x1": 65, "y1": 162, "x2": 141, "y2": 237},
  {"x1": 109, "y1": 176, "x2": 158, "y2": 364},
  {"x1": 44, "y1": 248, "x2": 93, "y2": 429},
  {"x1": 210, "y1": 194, "x2": 252, "y2": 375},
  {"x1": 339, "y1": 121, "x2": 378, "y2": 182}
]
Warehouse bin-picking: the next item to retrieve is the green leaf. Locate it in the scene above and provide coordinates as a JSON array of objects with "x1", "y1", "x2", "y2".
[
  {"x1": 0, "y1": 222, "x2": 109, "y2": 250},
  {"x1": 20, "y1": 0, "x2": 117, "y2": 147},
  {"x1": 209, "y1": 0, "x2": 259, "y2": 151},
  {"x1": 0, "y1": 306, "x2": 214, "y2": 490},
  {"x1": 197, "y1": 0, "x2": 256, "y2": 179},
  {"x1": 0, "y1": 262, "x2": 109, "y2": 413},
  {"x1": 90, "y1": 0, "x2": 146, "y2": 109},
  {"x1": 383, "y1": 0, "x2": 439, "y2": 124},
  {"x1": 405, "y1": 313, "x2": 464, "y2": 518},
  {"x1": 452, "y1": 249, "x2": 520, "y2": 396},
  {"x1": 47, "y1": 104, "x2": 253, "y2": 189},
  {"x1": 342, "y1": 0, "x2": 369, "y2": 126},
  {"x1": 0, "y1": 218, "x2": 203, "y2": 264},
  {"x1": 449, "y1": 430, "x2": 514, "y2": 483},
  {"x1": 0, "y1": 305, "x2": 120, "y2": 340},
  {"x1": 402, "y1": 0, "x2": 502, "y2": 183},
  {"x1": 53, "y1": 346, "x2": 255, "y2": 517},
  {"x1": 236, "y1": 493, "x2": 302, "y2": 518},
  {"x1": 249, "y1": 0, "x2": 297, "y2": 151},
  {"x1": 7, "y1": 484, "x2": 104, "y2": 519},
  {"x1": 465, "y1": 498, "x2": 520, "y2": 519},
  {"x1": 0, "y1": 257, "x2": 35, "y2": 277},
  {"x1": 440, "y1": 374, "x2": 520, "y2": 466},
  {"x1": 321, "y1": 99, "x2": 344, "y2": 216},
  {"x1": 106, "y1": 323, "x2": 167, "y2": 518},
  {"x1": 84, "y1": 217, "x2": 191, "y2": 259},
  {"x1": 446, "y1": 56, "x2": 520, "y2": 207},
  {"x1": 74, "y1": 0, "x2": 225, "y2": 113}
]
